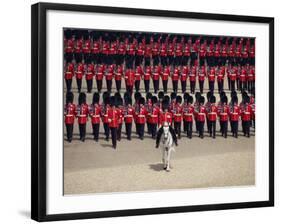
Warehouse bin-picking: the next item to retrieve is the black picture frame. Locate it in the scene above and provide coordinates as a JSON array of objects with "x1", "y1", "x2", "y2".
[{"x1": 31, "y1": 2, "x2": 274, "y2": 222}]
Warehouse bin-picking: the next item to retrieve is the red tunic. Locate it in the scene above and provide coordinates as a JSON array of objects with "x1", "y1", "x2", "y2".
[
  {"x1": 196, "y1": 106, "x2": 206, "y2": 122},
  {"x1": 85, "y1": 64, "x2": 94, "y2": 80},
  {"x1": 143, "y1": 70, "x2": 151, "y2": 81},
  {"x1": 65, "y1": 39, "x2": 74, "y2": 53},
  {"x1": 135, "y1": 66, "x2": 143, "y2": 81},
  {"x1": 64, "y1": 63, "x2": 74, "y2": 80},
  {"x1": 241, "y1": 104, "x2": 252, "y2": 121},
  {"x1": 108, "y1": 107, "x2": 120, "y2": 128},
  {"x1": 123, "y1": 105, "x2": 135, "y2": 123},
  {"x1": 207, "y1": 104, "x2": 218, "y2": 121},
  {"x1": 160, "y1": 44, "x2": 167, "y2": 57},
  {"x1": 76, "y1": 103, "x2": 88, "y2": 124},
  {"x1": 91, "y1": 41, "x2": 100, "y2": 54},
  {"x1": 96, "y1": 66, "x2": 104, "y2": 81},
  {"x1": 134, "y1": 105, "x2": 147, "y2": 124},
  {"x1": 171, "y1": 69, "x2": 180, "y2": 81},
  {"x1": 182, "y1": 103, "x2": 194, "y2": 122},
  {"x1": 162, "y1": 67, "x2": 170, "y2": 81},
  {"x1": 159, "y1": 111, "x2": 173, "y2": 126},
  {"x1": 125, "y1": 69, "x2": 135, "y2": 86},
  {"x1": 89, "y1": 104, "x2": 101, "y2": 124},
  {"x1": 64, "y1": 103, "x2": 76, "y2": 124},
  {"x1": 198, "y1": 69, "x2": 206, "y2": 81},
  {"x1": 102, "y1": 105, "x2": 110, "y2": 123},
  {"x1": 229, "y1": 105, "x2": 240, "y2": 121},
  {"x1": 219, "y1": 105, "x2": 229, "y2": 121},
  {"x1": 147, "y1": 106, "x2": 160, "y2": 124},
  {"x1": 173, "y1": 104, "x2": 183, "y2": 122},
  {"x1": 75, "y1": 63, "x2": 84, "y2": 79},
  {"x1": 74, "y1": 39, "x2": 83, "y2": 53},
  {"x1": 82, "y1": 40, "x2": 91, "y2": 54}
]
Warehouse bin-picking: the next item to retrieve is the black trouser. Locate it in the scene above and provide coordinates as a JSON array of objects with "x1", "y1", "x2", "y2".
[
  {"x1": 153, "y1": 80, "x2": 159, "y2": 93},
  {"x1": 96, "y1": 79, "x2": 102, "y2": 93},
  {"x1": 152, "y1": 55, "x2": 159, "y2": 65},
  {"x1": 209, "y1": 120, "x2": 216, "y2": 138},
  {"x1": 150, "y1": 123, "x2": 157, "y2": 138},
  {"x1": 125, "y1": 123, "x2": 132, "y2": 140},
  {"x1": 185, "y1": 121, "x2": 193, "y2": 138},
  {"x1": 66, "y1": 124, "x2": 73, "y2": 142},
  {"x1": 230, "y1": 80, "x2": 235, "y2": 92},
  {"x1": 199, "y1": 80, "x2": 204, "y2": 93},
  {"x1": 126, "y1": 85, "x2": 133, "y2": 96},
  {"x1": 79, "y1": 123, "x2": 86, "y2": 141},
  {"x1": 221, "y1": 121, "x2": 228, "y2": 138},
  {"x1": 190, "y1": 81, "x2": 195, "y2": 93},
  {"x1": 110, "y1": 127, "x2": 117, "y2": 148},
  {"x1": 206, "y1": 118, "x2": 210, "y2": 133},
  {"x1": 144, "y1": 80, "x2": 150, "y2": 93},
  {"x1": 135, "y1": 80, "x2": 140, "y2": 92},
  {"x1": 209, "y1": 81, "x2": 214, "y2": 93},
  {"x1": 84, "y1": 53, "x2": 91, "y2": 64},
  {"x1": 115, "y1": 80, "x2": 121, "y2": 92},
  {"x1": 162, "y1": 80, "x2": 168, "y2": 93},
  {"x1": 181, "y1": 80, "x2": 186, "y2": 93},
  {"x1": 135, "y1": 55, "x2": 143, "y2": 66},
  {"x1": 65, "y1": 79, "x2": 72, "y2": 92},
  {"x1": 227, "y1": 77, "x2": 231, "y2": 90},
  {"x1": 117, "y1": 124, "x2": 122, "y2": 141},
  {"x1": 218, "y1": 81, "x2": 223, "y2": 93},
  {"x1": 86, "y1": 79, "x2": 93, "y2": 93},
  {"x1": 147, "y1": 122, "x2": 151, "y2": 134},
  {"x1": 74, "y1": 52, "x2": 82, "y2": 63},
  {"x1": 103, "y1": 123, "x2": 109, "y2": 140},
  {"x1": 197, "y1": 121, "x2": 204, "y2": 138},
  {"x1": 160, "y1": 56, "x2": 168, "y2": 66},
  {"x1": 92, "y1": 123, "x2": 100, "y2": 141},
  {"x1": 106, "y1": 80, "x2": 112, "y2": 93},
  {"x1": 230, "y1": 120, "x2": 238, "y2": 137},
  {"x1": 136, "y1": 123, "x2": 144, "y2": 139},
  {"x1": 242, "y1": 120, "x2": 251, "y2": 137},
  {"x1": 174, "y1": 121, "x2": 181, "y2": 138},
  {"x1": 172, "y1": 80, "x2": 178, "y2": 93},
  {"x1": 76, "y1": 78, "x2": 82, "y2": 92},
  {"x1": 144, "y1": 56, "x2": 151, "y2": 66}
]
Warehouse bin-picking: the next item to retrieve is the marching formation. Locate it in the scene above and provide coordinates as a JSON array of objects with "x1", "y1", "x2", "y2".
[{"x1": 64, "y1": 90, "x2": 255, "y2": 149}]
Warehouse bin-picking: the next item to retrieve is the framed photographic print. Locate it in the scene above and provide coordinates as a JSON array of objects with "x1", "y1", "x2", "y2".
[{"x1": 31, "y1": 2, "x2": 274, "y2": 222}]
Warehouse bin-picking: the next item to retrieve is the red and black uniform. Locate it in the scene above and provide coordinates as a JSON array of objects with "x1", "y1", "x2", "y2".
[
  {"x1": 228, "y1": 67, "x2": 237, "y2": 91},
  {"x1": 96, "y1": 65, "x2": 104, "y2": 93},
  {"x1": 241, "y1": 103, "x2": 253, "y2": 137},
  {"x1": 248, "y1": 66, "x2": 255, "y2": 93},
  {"x1": 207, "y1": 104, "x2": 218, "y2": 138},
  {"x1": 123, "y1": 104, "x2": 134, "y2": 140},
  {"x1": 101, "y1": 41, "x2": 110, "y2": 64},
  {"x1": 172, "y1": 103, "x2": 183, "y2": 138},
  {"x1": 74, "y1": 38, "x2": 83, "y2": 62},
  {"x1": 171, "y1": 67, "x2": 180, "y2": 93},
  {"x1": 183, "y1": 43, "x2": 191, "y2": 65},
  {"x1": 108, "y1": 106, "x2": 120, "y2": 149},
  {"x1": 219, "y1": 103, "x2": 229, "y2": 138},
  {"x1": 115, "y1": 65, "x2": 123, "y2": 92},
  {"x1": 217, "y1": 67, "x2": 225, "y2": 93},
  {"x1": 64, "y1": 62, "x2": 74, "y2": 92},
  {"x1": 134, "y1": 66, "x2": 143, "y2": 92},
  {"x1": 152, "y1": 42, "x2": 160, "y2": 65},
  {"x1": 125, "y1": 69, "x2": 135, "y2": 95},
  {"x1": 167, "y1": 42, "x2": 175, "y2": 65},
  {"x1": 208, "y1": 67, "x2": 216, "y2": 93},
  {"x1": 64, "y1": 38, "x2": 74, "y2": 61},
  {"x1": 105, "y1": 65, "x2": 114, "y2": 93},
  {"x1": 144, "y1": 43, "x2": 152, "y2": 66},
  {"x1": 147, "y1": 105, "x2": 160, "y2": 138},
  {"x1": 134, "y1": 104, "x2": 147, "y2": 140},
  {"x1": 85, "y1": 64, "x2": 94, "y2": 93},
  {"x1": 160, "y1": 43, "x2": 168, "y2": 65},
  {"x1": 189, "y1": 66, "x2": 197, "y2": 94},
  {"x1": 143, "y1": 67, "x2": 151, "y2": 93},
  {"x1": 136, "y1": 42, "x2": 145, "y2": 66},
  {"x1": 250, "y1": 97, "x2": 255, "y2": 129},
  {"x1": 75, "y1": 62, "x2": 84, "y2": 93},
  {"x1": 182, "y1": 102, "x2": 194, "y2": 138},
  {"x1": 117, "y1": 42, "x2": 126, "y2": 65},
  {"x1": 175, "y1": 43, "x2": 183, "y2": 66},
  {"x1": 181, "y1": 66, "x2": 188, "y2": 93},
  {"x1": 76, "y1": 103, "x2": 88, "y2": 141},
  {"x1": 117, "y1": 105, "x2": 124, "y2": 141},
  {"x1": 195, "y1": 104, "x2": 206, "y2": 138},
  {"x1": 89, "y1": 103, "x2": 101, "y2": 141},
  {"x1": 159, "y1": 110, "x2": 173, "y2": 127},
  {"x1": 102, "y1": 104, "x2": 110, "y2": 141},
  {"x1": 161, "y1": 66, "x2": 170, "y2": 93},
  {"x1": 64, "y1": 103, "x2": 76, "y2": 142},
  {"x1": 83, "y1": 39, "x2": 91, "y2": 63},
  {"x1": 198, "y1": 66, "x2": 206, "y2": 94},
  {"x1": 91, "y1": 40, "x2": 100, "y2": 64},
  {"x1": 239, "y1": 67, "x2": 247, "y2": 91},
  {"x1": 229, "y1": 104, "x2": 240, "y2": 138},
  {"x1": 152, "y1": 65, "x2": 161, "y2": 93}
]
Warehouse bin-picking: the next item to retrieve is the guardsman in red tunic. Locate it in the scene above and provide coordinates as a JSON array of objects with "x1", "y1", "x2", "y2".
[
  {"x1": 76, "y1": 93, "x2": 88, "y2": 142},
  {"x1": 181, "y1": 66, "x2": 188, "y2": 93},
  {"x1": 105, "y1": 65, "x2": 114, "y2": 93},
  {"x1": 116, "y1": 97, "x2": 124, "y2": 141},
  {"x1": 125, "y1": 68, "x2": 135, "y2": 95},
  {"x1": 117, "y1": 42, "x2": 126, "y2": 65},
  {"x1": 134, "y1": 97, "x2": 147, "y2": 140},
  {"x1": 64, "y1": 92, "x2": 76, "y2": 142},
  {"x1": 85, "y1": 63, "x2": 94, "y2": 93},
  {"x1": 160, "y1": 41, "x2": 168, "y2": 66},
  {"x1": 108, "y1": 96, "x2": 120, "y2": 149},
  {"x1": 147, "y1": 96, "x2": 160, "y2": 139},
  {"x1": 175, "y1": 42, "x2": 183, "y2": 66},
  {"x1": 114, "y1": 65, "x2": 123, "y2": 93},
  {"x1": 89, "y1": 92, "x2": 101, "y2": 141},
  {"x1": 250, "y1": 93, "x2": 255, "y2": 129},
  {"x1": 248, "y1": 66, "x2": 255, "y2": 93},
  {"x1": 152, "y1": 41, "x2": 160, "y2": 65},
  {"x1": 152, "y1": 65, "x2": 161, "y2": 93},
  {"x1": 182, "y1": 41, "x2": 191, "y2": 65},
  {"x1": 136, "y1": 41, "x2": 145, "y2": 66},
  {"x1": 229, "y1": 65, "x2": 237, "y2": 92},
  {"x1": 241, "y1": 96, "x2": 252, "y2": 137},
  {"x1": 239, "y1": 66, "x2": 247, "y2": 92},
  {"x1": 171, "y1": 67, "x2": 180, "y2": 93},
  {"x1": 217, "y1": 66, "x2": 225, "y2": 93},
  {"x1": 102, "y1": 93, "x2": 110, "y2": 141},
  {"x1": 161, "y1": 65, "x2": 170, "y2": 93},
  {"x1": 145, "y1": 92, "x2": 153, "y2": 135},
  {"x1": 64, "y1": 29, "x2": 74, "y2": 62},
  {"x1": 91, "y1": 39, "x2": 100, "y2": 64},
  {"x1": 64, "y1": 62, "x2": 74, "y2": 92},
  {"x1": 195, "y1": 96, "x2": 206, "y2": 138},
  {"x1": 123, "y1": 97, "x2": 134, "y2": 140},
  {"x1": 189, "y1": 65, "x2": 197, "y2": 94},
  {"x1": 183, "y1": 95, "x2": 194, "y2": 139},
  {"x1": 207, "y1": 95, "x2": 218, "y2": 138},
  {"x1": 198, "y1": 66, "x2": 206, "y2": 94},
  {"x1": 75, "y1": 62, "x2": 84, "y2": 93},
  {"x1": 135, "y1": 65, "x2": 143, "y2": 92},
  {"x1": 82, "y1": 34, "x2": 91, "y2": 64},
  {"x1": 167, "y1": 42, "x2": 175, "y2": 66},
  {"x1": 143, "y1": 66, "x2": 151, "y2": 93},
  {"x1": 173, "y1": 96, "x2": 183, "y2": 139},
  {"x1": 96, "y1": 64, "x2": 104, "y2": 93},
  {"x1": 109, "y1": 41, "x2": 117, "y2": 65},
  {"x1": 208, "y1": 66, "x2": 216, "y2": 93},
  {"x1": 101, "y1": 40, "x2": 110, "y2": 65},
  {"x1": 74, "y1": 32, "x2": 83, "y2": 63},
  {"x1": 229, "y1": 95, "x2": 240, "y2": 138},
  {"x1": 218, "y1": 96, "x2": 229, "y2": 138}
]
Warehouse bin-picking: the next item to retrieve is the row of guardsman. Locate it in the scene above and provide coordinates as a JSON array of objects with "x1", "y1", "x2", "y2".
[
  {"x1": 64, "y1": 29, "x2": 255, "y2": 67},
  {"x1": 64, "y1": 62, "x2": 255, "y2": 95},
  {"x1": 64, "y1": 90, "x2": 255, "y2": 149}
]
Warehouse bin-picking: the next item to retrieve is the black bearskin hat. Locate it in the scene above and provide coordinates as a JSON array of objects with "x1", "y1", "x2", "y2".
[
  {"x1": 195, "y1": 92, "x2": 201, "y2": 101},
  {"x1": 231, "y1": 95, "x2": 238, "y2": 104},
  {"x1": 66, "y1": 92, "x2": 74, "y2": 104},
  {"x1": 162, "y1": 99, "x2": 169, "y2": 111},
  {"x1": 188, "y1": 95, "x2": 194, "y2": 104},
  {"x1": 134, "y1": 92, "x2": 142, "y2": 102},
  {"x1": 139, "y1": 97, "x2": 145, "y2": 105},
  {"x1": 125, "y1": 97, "x2": 132, "y2": 106},
  {"x1": 231, "y1": 91, "x2": 237, "y2": 99},
  {"x1": 183, "y1": 92, "x2": 190, "y2": 102},
  {"x1": 158, "y1": 91, "x2": 164, "y2": 101},
  {"x1": 114, "y1": 92, "x2": 122, "y2": 100},
  {"x1": 199, "y1": 96, "x2": 205, "y2": 105},
  {"x1": 170, "y1": 92, "x2": 177, "y2": 101},
  {"x1": 103, "y1": 91, "x2": 110, "y2": 102},
  {"x1": 64, "y1": 29, "x2": 72, "y2": 39},
  {"x1": 78, "y1": 92, "x2": 86, "y2": 105},
  {"x1": 124, "y1": 91, "x2": 131, "y2": 102},
  {"x1": 220, "y1": 91, "x2": 226, "y2": 99},
  {"x1": 210, "y1": 95, "x2": 216, "y2": 104},
  {"x1": 176, "y1": 95, "x2": 182, "y2": 104},
  {"x1": 92, "y1": 92, "x2": 100, "y2": 104},
  {"x1": 207, "y1": 91, "x2": 213, "y2": 101},
  {"x1": 151, "y1": 96, "x2": 158, "y2": 105},
  {"x1": 163, "y1": 95, "x2": 170, "y2": 104},
  {"x1": 117, "y1": 97, "x2": 123, "y2": 107},
  {"x1": 146, "y1": 92, "x2": 153, "y2": 101},
  {"x1": 245, "y1": 95, "x2": 250, "y2": 104},
  {"x1": 221, "y1": 96, "x2": 228, "y2": 104},
  {"x1": 110, "y1": 96, "x2": 116, "y2": 107}
]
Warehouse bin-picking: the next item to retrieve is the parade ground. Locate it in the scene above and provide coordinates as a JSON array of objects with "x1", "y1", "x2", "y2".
[{"x1": 63, "y1": 76, "x2": 255, "y2": 195}]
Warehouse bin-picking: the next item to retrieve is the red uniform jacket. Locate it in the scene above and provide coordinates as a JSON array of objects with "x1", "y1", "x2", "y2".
[
  {"x1": 241, "y1": 104, "x2": 252, "y2": 121},
  {"x1": 118, "y1": 106, "x2": 124, "y2": 125},
  {"x1": 102, "y1": 41, "x2": 110, "y2": 55},
  {"x1": 76, "y1": 103, "x2": 88, "y2": 124},
  {"x1": 64, "y1": 103, "x2": 76, "y2": 124},
  {"x1": 75, "y1": 63, "x2": 84, "y2": 80},
  {"x1": 181, "y1": 67, "x2": 188, "y2": 81},
  {"x1": 125, "y1": 69, "x2": 135, "y2": 86},
  {"x1": 196, "y1": 105, "x2": 206, "y2": 122},
  {"x1": 198, "y1": 69, "x2": 206, "y2": 81},
  {"x1": 89, "y1": 104, "x2": 101, "y2": 124},
  {"x1": 96, "y1": 66, "x2": 104, "y2": 81},
  {"x1": 208, "y1": 68, "x2": 216, "y2": 82},
  {"x1": 162, "y1": 67, "x2": 170, "y2": 81},
  {"x1": 123, "y1": 105, "x2": 135, "y2": 123},
  {"x1": 219, "y1": 104, "x2": 229, "y2": 121},
  {"x1": 108, "y1": 107, "x2": 120, "y2": 128},
  {"x1": 137, "y1": 43, "x2": 145, "y2": 56},
  {"x1": 229, "y1": 104, "x2": 240, "y2": 121},
  {"x1": 159, "y1": 111, "x2": 173, "y2": 126},
  {"x1": 143, "y1": 69, "x2": 151, "y2": 81},
  {"x1": 134, "y1": 105, "x2": 147, "y2": 124},
  {"x1": 160, "y1": 44, "x2": 167, "y2": 57},
  {"x1": 102, "y1": 105, "x2": 110, "y2": 123},
  {"x1": 65, "y1": 63, "x2": 74, "y2": 80},
  {"x1": 91, "y1": 41, "x2": 100, "y2": 54},
  {"x1": 74, "y1": 39, "x2": 83, "y2": 53},
  {"x1": 173, "y1": 103, "x2": 183, "y2": 122},
  {"x1": 147, "y1": 105, "x2": 160, "y2": 124},
  {"x1": 182, "y1": 103, "x2": 194, "y2": 122},
  {"x1": 82, "y1": 40, "x2": 91, "y2": 54},
  {"x1": 115, "y1": 66, "x2": 123, "y2": 81},
  {"x1": 65, "y1": 39, "x2": 74, "y2": 53},
  {"x1": 175, "y1": 43, "x2": 183, "y2": 56},
  {"x1": 207, "y1": 104, "x2": 218, "y2": 121},
  {"x1": 85, "y1": 64, "x2": 94, "y2": 80},
  {"x1": 171, "y1": 69, "x2": 180, "y2": 81},
  {"x1": 135, "y1": 66, "x2": 143, "y2": 81},
  {"x1": 183, "y1": 43, "x2": 191, "y2": 56},
  {"x1": 118, "y1": 43, "x2": 126, "y2": 55}
]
